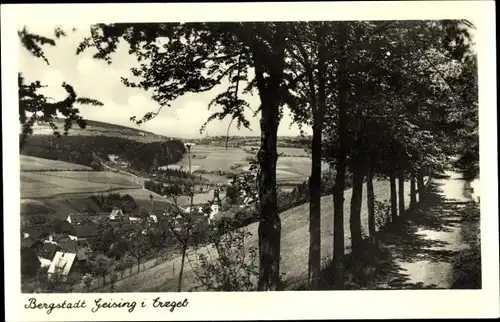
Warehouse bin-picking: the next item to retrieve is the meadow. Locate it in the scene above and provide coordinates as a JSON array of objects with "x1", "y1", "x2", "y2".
[
  {"x1": 20, "y1": 155, "x2": 92, "y2": 171},
  {"x1": 172, "y1": 145, "x2": 328, "y2": 185},
  {"x1": 21, "y1": 170, "x2": 142, "y2": 199}
]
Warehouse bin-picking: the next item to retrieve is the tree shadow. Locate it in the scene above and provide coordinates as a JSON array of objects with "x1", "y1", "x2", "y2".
[{"x1": 312, "y1": 180, "x2": 474, "y2": 290}]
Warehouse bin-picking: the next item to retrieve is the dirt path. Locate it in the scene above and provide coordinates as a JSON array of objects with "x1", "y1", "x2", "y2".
[{"x1": 371, "y1": 170, "x2": 475, "y2": 289}]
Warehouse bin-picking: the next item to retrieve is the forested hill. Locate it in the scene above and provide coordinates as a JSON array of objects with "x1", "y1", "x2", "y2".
[{"x1": 20, "y1": 135, "x2": 186, "y2": 172}]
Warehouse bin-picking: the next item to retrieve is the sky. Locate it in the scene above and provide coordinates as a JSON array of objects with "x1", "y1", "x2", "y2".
[{"x1": 19, "y1": 24, "x2": 310, "y2": 138}]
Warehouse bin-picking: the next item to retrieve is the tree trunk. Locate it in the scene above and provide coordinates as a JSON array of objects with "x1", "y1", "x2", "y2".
[
  {"x1": 308, "y1": 124, "x2": 322, "y2": 289},
  {"x1": 417, "y1": 168, "x2": 425, "y2": 202},
  {"x1": 177, "y1": 244, "x2": 187, "y2": 292},
  {"x1": 332, "y1": 21, "x2": 349, "y2": 290},
  {"x1": 349, "y1": 162, "x2": 364, "y2": 255},
  {"x1": 398, "y1": 168, "x2": 405, "y2": 217},
  {"x1": 137, "y1": 259, "x2": 140, "y2": 273},
  {"x1": 367, "y1": 163, "x2": 376, "y2": 242},
  {"x1": 390, "y1": 174, "x2": 397, "y2": 223},
  {"x1": 410, "y1": 173, "x2": 417, "y2": 208},
  {"x1": 307, "y1": 25, "x2": 327, "y2": 290},
  {"x1": 253, "y1": 24, "x2": 286, "y2": 292}
]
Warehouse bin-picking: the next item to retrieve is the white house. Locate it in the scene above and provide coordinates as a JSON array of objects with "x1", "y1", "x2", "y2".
[
  {"x1": 47, "y1": 252, "x2": 77, "y2": 277},
  {"x1": 149, "y1": 213, "x2": 158, "y2": 223},
  {"x1": 108, "y1": 154, "x2": 119, "y2": 162},
  {"x1": 39, "y1": 257, "x2": 52, "y2": 268},
  {"x1": 128, "y1": 215, "x2": 141, "y2": 222},
  {"x1": 109, "y1": 207, "x2": 125, "y2": 220},
  {"x1": 66, "y1": 213, "x2": 90, "y2": 225}
]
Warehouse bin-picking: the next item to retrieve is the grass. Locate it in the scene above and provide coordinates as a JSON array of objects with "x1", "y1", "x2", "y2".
[
  {"x1": 100, "y1": 178, "x2": 415, "y2": 292},
  {"x1": 20, "y1": 155, "x2": 92, "y2": 171},
  {"x1": 21, "y1": 171, "x2": 141, "y2": 199},
  {"x1": 450, "y1": 201, "x2": 481, "y2": 289}
]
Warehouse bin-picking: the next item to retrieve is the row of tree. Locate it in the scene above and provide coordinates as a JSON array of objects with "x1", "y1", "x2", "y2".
[{"x1": 19, "y1": 20, "x2": 478, "y2": 291}]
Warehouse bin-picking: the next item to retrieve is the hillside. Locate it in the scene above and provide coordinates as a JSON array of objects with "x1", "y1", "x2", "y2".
[
  {"x1": 21, "y1": 155, "x2": 92, "y2": 171},
  {"x1": 21, "y1": 188, "x2": 178, "y2": 222},
  {"x1": 20, "y1": 135, "x2": 186, "y2": 172},
  {"x1": 94, "y1": 178, "x2": 418, "y2": 292},
  {"x1": 31, "y1": 118, "x2": 168, "y2": 142}
]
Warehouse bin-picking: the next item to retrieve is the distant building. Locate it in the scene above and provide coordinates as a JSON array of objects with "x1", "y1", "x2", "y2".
[
  {"x1": 68, "y1": 223, "x2": 98, "y2": 241},
  {"x1": 44, "y1": 233, "x2": 70, "y2": 245},
  {"x1": 109, "y1": 207, "x2": 125, "y2": 221},
  {"x1": 108, "y1": 154, "x2": 119, "y2": 162},
  {"x1": 66, "y1": 213, "x2": 91, "y2": 225},
  {"x1": 38, "y1": 243, "x2": 58, "y2": 267},
  {"x1": 59, "y1": 239, "x2": 93, "y2": 262}
]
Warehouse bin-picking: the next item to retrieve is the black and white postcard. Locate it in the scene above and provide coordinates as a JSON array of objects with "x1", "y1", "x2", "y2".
[{"x1": 2, "y1": 1, "x2": 498, "y2": 321}]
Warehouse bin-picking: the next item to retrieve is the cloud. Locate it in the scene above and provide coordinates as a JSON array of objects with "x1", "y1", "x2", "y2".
[
  {"x1": 38, "y1": 69, "x2": 68, "y2": 101},
  {"x1": 76, "y1": 57, "x2": 99, "y2": 75}
]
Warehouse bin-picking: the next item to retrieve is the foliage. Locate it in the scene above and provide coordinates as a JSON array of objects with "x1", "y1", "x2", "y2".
[
  {"x1": 126, "y1": 229, "x2": 155, "y2": 272},
  {"x1": 21, "y1": 247, "x2": 41, "y2": 278},
  {"x1": 80, "y1": 273, "x2": 93, "y2": 292},
  {"x1": 20, "y1": 135, "x2": 186, "y2": 171},
  {"x1": 35, "y1": 268, "x2": 72, "y2": 293},
  {"x1": 90, "y1": 193, "x2": 139, "y2": 214},
  {"x1": 89, "y1": 254, "x2": 113, "y2": 283},
  {"x1": 121, "y1": 253, "x2": 136, "y2": 275},
  {"x1": 191, "y1": 226, "x2": 259, "y2": 291},
  {"x1": 374, "y1": 199, "x2": 391, "y2": 231}
]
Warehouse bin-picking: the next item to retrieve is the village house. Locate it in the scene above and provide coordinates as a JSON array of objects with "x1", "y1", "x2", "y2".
[
  {"x1": 43, "y1": 233, "x2": 71, "y2": 245},
  {"x1": 58, "y1": 239, "x2": 93, "y2": 274},
  {"x1": 38, "y1": 243, "x2": 58, "y2": 268},
  {"x1": 66, "y1": 213, "x2": 91, "y2": 225},
  {"x1": 108, "y1": 154, "x2": 119, "y2": 162},
  {"x1": 109, "y1": 207, "x2": 126, "y2": 221},
  {"x1": 47, "y1": 252, "x2": 77, "y2": 279},
  {"x1": 68, "y1": 223, "x2": 98, "y2": 241}
]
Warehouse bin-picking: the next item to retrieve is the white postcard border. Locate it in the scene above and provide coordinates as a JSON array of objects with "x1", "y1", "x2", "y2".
[{"x1": 2, "y1": 1, "x2": 498, "y2": 321}]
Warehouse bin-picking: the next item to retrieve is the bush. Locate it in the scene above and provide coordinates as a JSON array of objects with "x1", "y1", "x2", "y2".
[
  {"x1": 374, "y1": 199, "x2": 391, "y2": 231},
  {"x1": 191, "y1": 227, "x2": 258, "y2": 291}
]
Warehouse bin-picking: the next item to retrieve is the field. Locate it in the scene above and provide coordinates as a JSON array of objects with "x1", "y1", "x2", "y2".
[
  {"x1": 20, "y1": 155, "x2": 92, "y2": 171},
  {"x1": 173, "y1": 145, "x2": 251, "y2": 172},
  {"x1": 173, "y1": 145, "x2": 328, "y2": 185},
  {"x1": 21, "y1": 171, "x2": 142, "y2": 199},
  {"x1": 95, "y1": 178, "x2": 420, "y2": 292}
]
